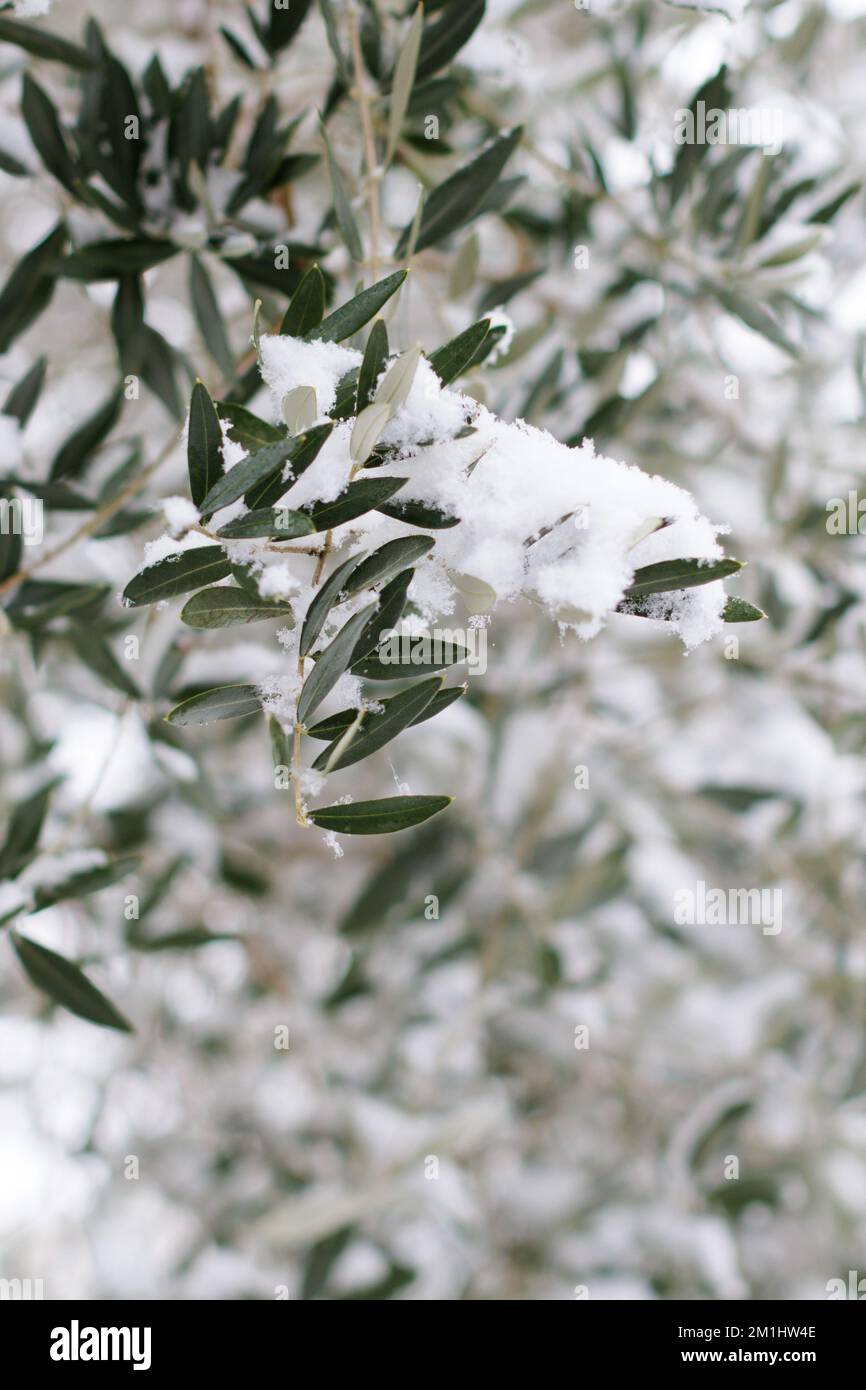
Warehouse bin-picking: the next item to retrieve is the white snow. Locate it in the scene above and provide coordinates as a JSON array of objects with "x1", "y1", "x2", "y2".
[
  {"x1": 258, "y1": 334, "x2": 361, "y2": 417},
  {"x1": 160, "y1": 496, "x2": 200, "y2": 536},
  {"x1": 214, "y1": 334, "x2": 733, "y2": 649}
]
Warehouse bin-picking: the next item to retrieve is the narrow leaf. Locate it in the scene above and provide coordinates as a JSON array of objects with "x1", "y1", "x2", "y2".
[
  {"x1": 32, "y1": 856, "x2": 139, "y2": 911},
  {"x1": 300, "y1": 552, "x2": 368, "y2": 657},
  {"x1": 12, "y1": 932, "x2": 133, "y2": 1033},
  {"x1": 357, "y1": 319, "x2": 388, "y2": 411},
  {"x1": 165, "y1": 683, "x2": 262, "y2": 725},
  {"x1": 309, "y1": 795, "x2": 452, "y2": 835},
  {"x1": 346, "y1": 535, "x2": 434, "y2": 593},
  {"x1": 280, "y1": 266, "x2": 326, "y2": 336},
  {"x1": 394, "y1": 128, "x2": 523, "y2": 256},
  {"x1": 386, "y1": 5, "x2": 424, "y2": 168},
  {"x1": 180, "y1": 585, "x2": 295, "y2": 628},
  {"x1": 50, "y1": 390, "x2": 123, "y2": 481},
  {"x1": 297, "y1": 604, "x2": 377, "y2": 725},
  {"x1": 623, "y1": 556, "x2": 743, "y2": 599},
  {"x1": 320, "y1": 119, "x2": 363, "y2": 262},
  {"x1": 189, "y1": 255, "x2": 236, "y2": 382},
  {"x1": 123, "y1": 546, "x2": 231, "y2": 607},
  {"x1": 308, "y1": 270, "x2": 407, "y2": 343},
  {"x1": 313, "y1": 676, "x2": 442, "y2": 771},
  {"x1": 302, "y1": 476, "x2": 406, "y2": 532},
  {"x1": 187, "y1": 380, "x2": 224, "y2": 510},
  {"x1": 217, "y1": 507, "x2": 316, "y2": 540},
  {"x1": 428, "y1": 319, "x2": 490, "y2": 384}
]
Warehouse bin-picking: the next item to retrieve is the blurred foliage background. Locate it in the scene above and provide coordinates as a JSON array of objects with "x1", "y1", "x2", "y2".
[{"x1": 1, "y1": 0, "x2": 865, "y2": 1299}]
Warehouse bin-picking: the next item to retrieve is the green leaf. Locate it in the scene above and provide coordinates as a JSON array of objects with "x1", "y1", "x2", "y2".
[
  {"x1": 301, "y1": 1226, "x2": 354, "y2": 1301},
  {"x1": 217, "y1": 506, "x2": 316, "y2": 540},
  {"x1": 59, "y1": 238, "x2": 178, "y2": 281},
  {"x1": 349, "y1": 568, "x2": 414, "y2": 662},
  {"x1": 223, "y1": 251, "x2": 303, "y2": 296},
  {"x1": 32, "y1": 856, "x2": 139, "y2": 912},
  {"x1": 331, "y1": 366, "x2": 362, "y2": 419},
  {"x1": 12, "y1": 932, "x2": 133, "y2": 1032},
  {"x1": 268, "y1": 713, "x2": 292, "y2": 770},
  {"x1": 165, "y1": 683, "x2": 262, "y2": 726},
  {"x1": 346, "y1": 535, "x2": 434, "y2": 593},
  {"x1": 309, "y1": 270, "x2": 408, "y2": 343},
  {"x1": 353, "y1": 636, "x2": 469, "y2": 679},
  {"x1": 225, "y1": 95, "x2": 292, "y2": 213},
  {"x1": 320, "y1": 119, "x2": 363, "y2": 262},
  {"x1": 202, "y1": 423, "x2": 334, "y2": 514},
  {"x1": 313, "y1": 676, "x2": 442, "y2": 771},
  {"x1": 0, "y1": 221, "x2": 66, "y2": 354},
  {"x1": 623, "y1": 557, "x2": 743, "y2": 599},
  {"x1": 428, "y1": 318, "x2": 491, "y2": 384},
  {"x1": 6, "y1": 580, "x2": 108, "y2": 630},
  {"x1": 140, "y1": 324, "x2": 183, "y2": 420},
  {"x1": 189, "y1": 255, "x2": 236, "y2": 382},
  {"x1": 808, "y1": 181, "x2": 861, "y2": 225},
  {"x1": 476, "y1": 268, "x2": 543, "y2": 316},
  {"x1": 0, "y1": 145, "x2": 28, "y2": 177},
  {"x1": 415, "y1": 0, "x2": 485, "y2": 82},
  {"x1": 309, "y1": 795, "x2": 452, "y2": 835},
  {"x1": 3, "y1": 355, "x2": 46, "y2": 425},
  {"x1": 267, "y1": 0, "x2": 314, "y2": 53},
  {"x1": 69, "y1": 632, "x2": 140, "y2": 699},
  {"x1": 280, "y1": 266, "x2": 327, "y2": 336},
  {"x1": 172, "y1": 66, "x2": 210, "y2": 196},
  {"x1": 21, "y1": 73, "x2": 79, "y2": 193},
  {"x1": 180, "y1": 585, "x2": 295, "y2": 628},
  {"x1": 110, "y1": 276, "x2": 146, "y2": 373},
  {"x1": 123, "y1": 546, "x2": 232, "y2": 607},
  {"x1": 339, "y1": 814, "x2": 467, "y2": 931},
  {"x1": 0, "y1": 781, "x2": 55, "y2": 880},
  {"x1": 357, "y1": 319, "x2": 389, "y2": 411},
  {"x1": 395, "y1": 127, "x2": 523, "y2": 256},
  {"x1": 722, "y1": 596, "x2": 765, "y2": 622},
  {"x1": 309, "y1": 682, "x2": 465, "y2": 741},
  {"x1": 216, "y1": 401, "x2": 285, "y2": 453},
  {"x1": 101, "y1": 53, "x2": 142, "y2": 209},
  {"x1": 220, "y1": 25, "x2": 259, "y2": 70},
  {"x1": 302, "y1": 476, "x2": 407, "y2": 532},
  {"x1": 50, "y1": 389, "x2": 123, "y2": 481},
  {"x1": 386, "y1": 4, "x2": 424, "y2": 168},
  {"x1": 133, "y1": 925, "x2": 236, "y2": 952},
  {"x1": 297, "y1": 604, "x2": 377, "y2": 725},
  {"x1": 0, "y1": 486, "x2": 21, "y2": 583},
  {"x1": 668, "y1": 66, "x2": 730, "y2": 208},
  {"x1": 0, "y1": 16, "x2": 93, "y2": 69},
  {"x1": 187, "y1": 380, "x2": 224, "y2": 510},
  {"x1": 300, "y1": 552, "x2": 367, "y2": 657},
  {"x1": 377, "y1": 498, "x2": 459, "y2": 529}
]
